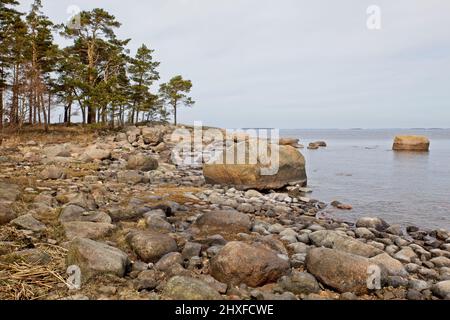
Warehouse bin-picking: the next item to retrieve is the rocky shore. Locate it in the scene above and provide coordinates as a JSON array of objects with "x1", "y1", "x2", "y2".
[{"x1": 0, "y1": 124, "x2": 449, "y2": 300}]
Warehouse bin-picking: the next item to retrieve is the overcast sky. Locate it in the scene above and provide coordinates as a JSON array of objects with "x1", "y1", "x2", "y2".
[{"x1": 18, "y1": 0, "x2": 450, "y2": 128}]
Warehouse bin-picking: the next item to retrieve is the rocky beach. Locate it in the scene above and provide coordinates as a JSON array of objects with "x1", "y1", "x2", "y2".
[{"x1": 0, "y1": 124, "x2": 449, "y2": 301}]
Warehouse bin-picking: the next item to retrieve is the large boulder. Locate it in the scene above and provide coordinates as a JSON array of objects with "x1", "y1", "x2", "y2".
[
  {"x1": 210, "y1": 241, "x2": 290, "y2": 287},
  {"x1": 193, "y1": 210, "x2": 252, "y2": 236},
  {"x1": 163, "y1": 276, "x2": 222, "y2": 300},
  {"x1": 309, "y1": 230, "x2": 383, "y2": 258},
  {"x1": 306, "y1": 247, "x2": 384, "y2": 294},
  {"x1": 393, "y1": 136, "x2": 430, "y2": 152},
  {"x1": 203, "y1": 142, "x2": 307, "y2": 190},
  {"x1": 66, "y1": 238, "x2": 129, "y2": 282},
  {"x1": 127, "y1": 231, "x2": 178, "y2": 263}
]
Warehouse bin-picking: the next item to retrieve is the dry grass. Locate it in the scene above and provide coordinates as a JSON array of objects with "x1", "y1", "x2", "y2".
[{"x1": 0, "y1": 227, "x2": 68, "y2": 300}]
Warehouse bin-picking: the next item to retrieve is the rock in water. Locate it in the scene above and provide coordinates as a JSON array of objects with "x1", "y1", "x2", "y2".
[
  {"x1": 210, "y1": 241, "x2": 290, "y2": 287},
  {"x1": 306, "y1": 247, "x2": 383, "y2": 294},
  {"x1": 203, "y1": 142, "x2": 307, "y2": 190},
  {"x1": 127, "y1": 231, "x2": 178, "y2": 263},
  {"x1": 393, "y1": 136, "x2": 430, "y2": 152},
  {"x1": 163, "y1": 276, "x2": 222, "y2": 300},
  {"x1": 66, "y1": 238, "x2": 129, "y2": 282},
  {"x1": 279, "y1": 138, "x2": 303, "y2": 148}
]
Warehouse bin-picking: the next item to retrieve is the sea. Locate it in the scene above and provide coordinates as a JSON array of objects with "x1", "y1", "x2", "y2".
[{"x1": 280, "y1": 129, "x2": 450, "y2": 231}]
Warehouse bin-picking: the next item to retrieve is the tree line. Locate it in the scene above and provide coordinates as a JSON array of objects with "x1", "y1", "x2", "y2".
[{"x1": 0, "y1": 0, "x2": 194, "y2": 130}]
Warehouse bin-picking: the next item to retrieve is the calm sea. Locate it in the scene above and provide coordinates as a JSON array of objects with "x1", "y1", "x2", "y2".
[{"x1": 280, "y1": 129, "x2": 450, "y2": 230}]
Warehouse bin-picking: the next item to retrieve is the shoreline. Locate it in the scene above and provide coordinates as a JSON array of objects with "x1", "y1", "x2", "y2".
[{"x1": 0, "y1": 124, "x2": 449, "y2": 300}]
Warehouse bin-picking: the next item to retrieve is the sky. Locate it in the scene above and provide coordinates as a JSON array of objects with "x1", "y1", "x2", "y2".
[{"x1": 18, "y1": 0, "x2": 450, "y2": 129}]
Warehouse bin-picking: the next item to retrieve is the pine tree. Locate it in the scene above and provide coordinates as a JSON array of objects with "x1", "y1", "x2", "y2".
[
  {"x1": 60, "y1": 8, "x2": 121, "y2": 124},
  {"x1": 0, "y1": 0, "x2": 22, "y2": 127},
  {"x1": 159, "y1": 75, "x2": 194, "y2": 125},
  {"x1": 128, "y1": 44, "x2": 160, "y2": 124},
  {"x1": 25, "y1": 0, "x2": 58, "y2": 128}
]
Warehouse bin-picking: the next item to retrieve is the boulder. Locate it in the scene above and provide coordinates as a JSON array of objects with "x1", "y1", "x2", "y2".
[
  {"x1": 356, "y1": 217, "x2": 390, "y2": 231},
  {"x1": 10, "y1": 214, "x2": 46, "y2": 232},
  {"x1": 430, "y1": 256, "x2": 450, "y2": 268},
  {"x1": 39, "y1": 165, "x2": 66, "y2": 180},
  {"x1": 127, "y1": 231, "x2": 178, "y2": 263},
  {"x1": 279, "y1": 138, "x2": 303, "y2": 148},
  {"x1": 278, "y1": 271, "x2": 321, "y2": 295},
  {"x1": 0, "y1": 182, "x2": 20, "y2": 202},
  {"x1": 203, "y1": 142, "x2": 307, "y2": 190},
  {"x1": 0, "y1": 203, "x2": 17, "y2": 225},
  {"x1": 117, "y1": 170, "x2": 144, "y2": 184},
  {"x1": 66, "y1": 238, "x2": 129, "y2": 282},
  {"x1": 62, "y1": 221, "x2": 115, "y2": 240},
  {"x1": 312, "y1": 141, "x2": 327, "y2": 147},
  {"x1": 309, "y1": 230, "x2": 383, "y2": 258},
  {"x1": 141, "y1": 127, "x2": 164, "y2": 145},
  {"x1": 126, "y1": 154, "x2": 158, "y2": 171},
  {"x1": 193, "y1": 210, "x2": 252, "y2": 236},
  {"x1": 210, "y1": 241, "x2": 290, "y2": 287},
  {"x1": 306, "y1": 247, "x2": 383, "y2": 294},
  {"x1": 393, "y1": 247, "x2": 417, "y2": 263},
  {"x1": 393, "y1": 136, "x2": 430, "y2": 152},
  {"x1": 59, "y1": 205, "x2": 111, "y2": 223},
  {"x1": 163, "y1": 276, "x2": 222, "y2": 300},
  {"x1": 82, "y1": 146, "x2": 111, "y2": 161},
  {"x1": 432, "y1": 280, "x2": 450, "y2": 298},
  {"x1": 370, "y1": 253, "x2": 407, "y2": 276}
]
